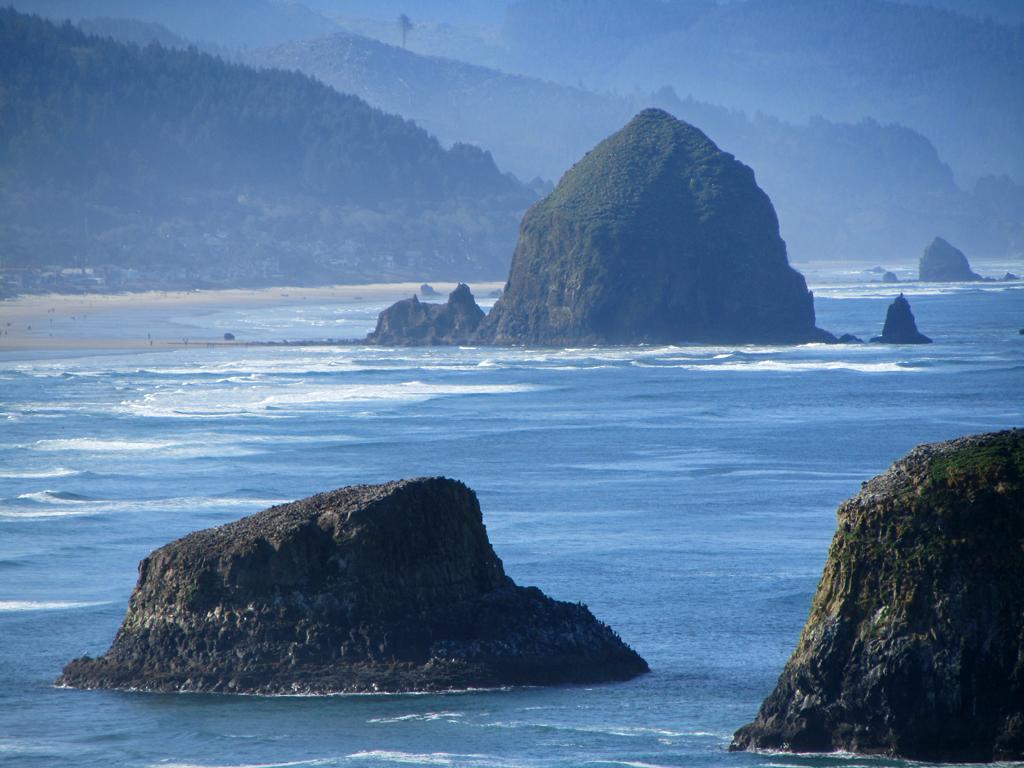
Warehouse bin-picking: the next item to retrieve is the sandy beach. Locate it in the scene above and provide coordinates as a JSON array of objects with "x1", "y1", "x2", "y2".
[{"x1": 0, "y1": 281, "x2": 503, "y2": 352}]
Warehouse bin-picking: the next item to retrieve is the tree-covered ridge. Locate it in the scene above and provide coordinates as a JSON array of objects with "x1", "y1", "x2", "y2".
[
  {"x1": 0, "y1": 9, "x2": 521, "y2": 204},
  {"x1": 0, "y1": 9, "x2": 535, "y2": 289}
]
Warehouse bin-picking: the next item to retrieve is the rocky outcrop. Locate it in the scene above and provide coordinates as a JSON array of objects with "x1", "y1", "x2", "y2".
[
  {"x1": 870, "y1": 294, "x2": 931, "y2": 344},
  {"x1": 366, "y1": 284, "x2": 484, "y2": 345},
  {"x1": 919, "y1": 237, "x2": 982, "y2": 281},
  {"x1": 477, "y1": 110, "x2": 833, "y2": 345},
  {"x1": 731, "y1": 429, "x2": 1024, "y2": 761},
  {"x1": 881, "y1": 271, "x2": 899, "y2": 283},
  {"x1": 58, "y1": 478, "x2": 647, "y2": 694}
]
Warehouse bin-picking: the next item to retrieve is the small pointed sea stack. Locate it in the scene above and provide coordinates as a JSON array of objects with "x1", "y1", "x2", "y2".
[
  {"x1": 919, "y1": 236, "x2": 982, "y2": 281},
  {"x1": 870, "y1": 293, "x2": 931, "y2": 343},
  {"x1": 732, "y1": 430, "x2": 1024, "y2": 761},
  {"x1": 59, "y1": 478, "x2": 647, "y2": 694}
]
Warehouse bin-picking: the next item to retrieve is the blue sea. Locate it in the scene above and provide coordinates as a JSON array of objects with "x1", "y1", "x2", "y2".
[{"x1": 1, "y1": 268, "x2": 1022, "y2": 768}]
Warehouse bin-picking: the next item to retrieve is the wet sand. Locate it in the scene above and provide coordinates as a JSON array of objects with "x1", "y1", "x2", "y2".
[{"x1": 0, "y1": 282, "x2": 503, "y2": 351}]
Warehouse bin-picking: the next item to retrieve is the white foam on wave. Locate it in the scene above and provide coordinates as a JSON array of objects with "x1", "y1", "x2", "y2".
[
  {"x1": 15, "y1": 490, "x2": 88, "y2": 504},
  {"x1": 28, "y1": 436, "x2": 261, "y2": 459},
  {"x1": 32, "y1": 437, "x2": 179, "y2": 452},
  {"x1": 346, "y1": 753, "x2": 504, "y2": 767},
  {"x1": 485, "y1": 720, "x2": 685, "y2": 739},
  {"x1": 0, "y1": 600, "x2": 111, "y2": 612},
  {"x1": 120, "y1": 382, "x2": 541, "y2": 418},
  {"x1": 0, "y1": 467, "x2": 80, "y2": 479},
  {"x1": 638, "y1": 359, "x2": 915, "y2": 373},
  {"x1": 0, "y1": 507, "x2": 96, "y2": 520},
  {"x1": 0, "y1": 495, "x2": 286, "y2": 522},
  {"x1": 367, "y1": 711, "x2": 465, "y2": 724},
  {"x1": 812, "y1": 280, "x2": 1022, "y2": 300},
  {"x1": 154, "y1": 761, "x2": 330, "y2": 768}
]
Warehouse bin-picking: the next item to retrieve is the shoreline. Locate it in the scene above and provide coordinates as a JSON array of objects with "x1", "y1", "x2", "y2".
[{"x1": 0, "y1": 281, "x2": 504, "y2": 352}]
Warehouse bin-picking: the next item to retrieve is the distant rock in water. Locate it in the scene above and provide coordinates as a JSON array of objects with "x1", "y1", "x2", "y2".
[
  {"x1": 870, "y1": 294, "x2": 931, "y2": 344},
  {"x1": 919, "y1": 236, "x2": 982, "y2": 281},
  {"x1": 477, "y1": 109, "x2": 833, "y2": 345},
  {"x1": 836, "y1": 333, "x2": 863, "y2": 344},
  {"x1": 419, "y1": 283, "x2": 439, "y2": 297},
  {"x1": 731, "y1": 429, "x2": 1024, "y2": 761},
  {"x1": 881, "y1": 271, "x2": 899, "y2": 283},
  {"x1": 1005, "y1": 272, "x2": 1019, "y2": 281},
  {"x1": 366, "y1": 284, "x2": 484, "y2": 346},
  {"x1": 58, "y1": 478, "x2": 647, "y2": 694}
]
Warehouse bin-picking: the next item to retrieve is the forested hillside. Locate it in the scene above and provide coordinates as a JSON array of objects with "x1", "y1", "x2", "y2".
[{"x1": 0, "y1": 10, "x2": 535, "y2": 290}]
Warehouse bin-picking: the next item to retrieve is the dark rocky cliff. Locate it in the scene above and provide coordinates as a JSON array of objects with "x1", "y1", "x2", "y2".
[
  {"x1": 59, "y1": 478, "x2": 647, "y2": 694},
  {"x1": 366, "y1": 284, "x2": 484, "y2": 346},
  {"x1": 477, "y1": 109, "x2": 834, "y2": 345},
  {"x1": 731, "y1": 430, "x2": 1024, "y2": 761},
  {"x1": 869, "y1": 294, "x2": 932, "y2": 344},
  {"x1": 919, "y1": 236, "x2": 982, "y2": 281}
]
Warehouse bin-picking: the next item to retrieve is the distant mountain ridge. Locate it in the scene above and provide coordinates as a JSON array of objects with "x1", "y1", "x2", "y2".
[
  {"x1": 0, "y1": 9, "x2": 536, "y2": 289},
  {"x1": 249, "y1": 28, "x2": 1023, "y2": 263},
  {"x1": 501, "y1": 0, "x2": 1024, "y2": 184}
]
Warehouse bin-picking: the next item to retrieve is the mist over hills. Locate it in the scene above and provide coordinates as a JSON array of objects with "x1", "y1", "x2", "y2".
[
  {"x1": 500, "y1": 0, "x2": 1024, "y2": 184},
  {"x1": 0, "y1": 10, "x2": 534, "y2": 289},
  {"x1": 2, "y1": 0, "x2": 1021, "y2": 294},
  {"x1": 6, "y1": 0, "x2": 338, "y2": 48},
  {"x1": 249, "y1": 29, "x2": 1022, "y2": 264}
]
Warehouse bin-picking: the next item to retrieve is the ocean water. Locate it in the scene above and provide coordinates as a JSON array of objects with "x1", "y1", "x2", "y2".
[{"x1": 1, "y1": 274, "x2": 1022, "y2": 768}]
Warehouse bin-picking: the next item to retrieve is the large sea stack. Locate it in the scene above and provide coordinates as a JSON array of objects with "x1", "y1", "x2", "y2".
[
  {"x1": 478, "y1": 109, "x2": 833, "y2": 345},
  {"x1": 732, "y1": 430, "x2": 1024, "y2": 761},
  {"x1": 919, "y1": 237, "x2": 982, "y2": 281},
  {"x1": 59, "y1": 478, "x2": 647, "y2": 693}
]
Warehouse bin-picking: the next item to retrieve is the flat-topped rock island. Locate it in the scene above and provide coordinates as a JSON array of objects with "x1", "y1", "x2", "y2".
[{"x1": 59, "y1": 478, "x2": 648, "y2": 694}]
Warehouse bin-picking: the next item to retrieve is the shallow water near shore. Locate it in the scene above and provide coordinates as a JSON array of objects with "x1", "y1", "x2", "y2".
[{"x1": 1, "y1": 269, "x2": 1022, "y2": 767}]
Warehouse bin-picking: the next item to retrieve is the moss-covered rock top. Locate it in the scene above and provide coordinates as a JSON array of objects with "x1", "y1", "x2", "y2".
[
  {"x1": 538, "y1": 109, "x2": 730, "y2": 220},
  {"x1": 733, "y1": 429, "x2": 1024, "y2": 761}
]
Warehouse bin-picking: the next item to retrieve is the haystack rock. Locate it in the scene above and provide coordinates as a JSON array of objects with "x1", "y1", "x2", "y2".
[
  {"x1": 478, "y1": 109, "x2": 833, "y2": 345},
  {"x1": 919, "y1": 237, "x2": 982, "y2": 281},
  {"x1": 731, "y1": 430, "x2": 1024, "y2": 761},
  {"x1": 366, "y1": 284, "x2": 484, "y2": 345},
  {"x1": 58, "y1": 478, "x2": 647, "y2": 694},
  {"x1": 870, "y1": 294, "x2": 931, "y2": 344},
  {"x1": 366, "y1": 110, "x2": 834, "y2": 347}
]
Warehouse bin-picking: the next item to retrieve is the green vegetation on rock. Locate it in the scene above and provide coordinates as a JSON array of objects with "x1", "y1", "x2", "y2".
[
  {"x1": 732, "y1": 429, "x2": 1024, "y2": 760},
  {"x1": 479, "y1": 109, "x2": 834, "y2": 345}
]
